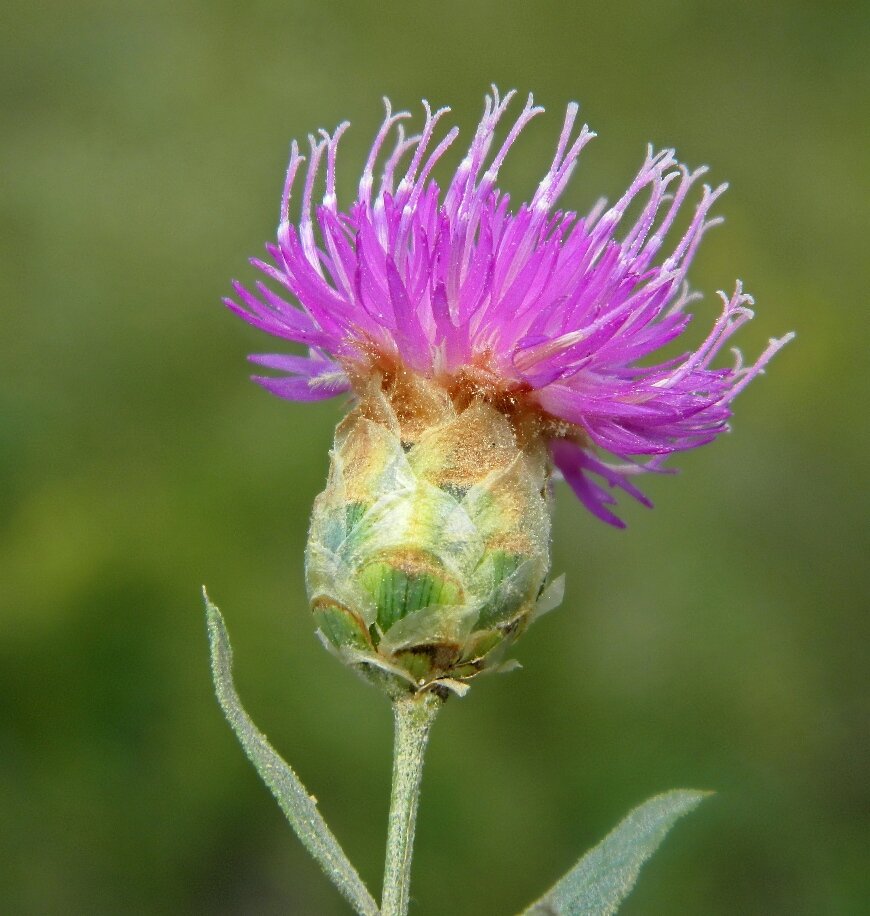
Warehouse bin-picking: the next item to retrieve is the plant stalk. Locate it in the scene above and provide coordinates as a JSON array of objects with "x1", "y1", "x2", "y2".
[{"x1": 381, "y1": 691, "x2": 442, "y2": 916}]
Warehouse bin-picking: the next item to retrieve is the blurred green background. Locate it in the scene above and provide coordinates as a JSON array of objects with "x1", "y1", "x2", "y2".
[{"x1": 1, "y1": 0, "x2": 866, "y2": 913}]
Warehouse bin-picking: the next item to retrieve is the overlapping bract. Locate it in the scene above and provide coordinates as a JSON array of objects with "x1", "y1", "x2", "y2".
[{"x1": 227, "y1": 88, "x2": 791, "y2": 525}]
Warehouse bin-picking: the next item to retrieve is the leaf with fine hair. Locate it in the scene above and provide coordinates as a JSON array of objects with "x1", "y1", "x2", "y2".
[
  {"x1": 522, "y1": 789, "x2": 711, "y2": 916},
  {"x1": 204, "y1": 589, "x2": 380, "y2": 916}
]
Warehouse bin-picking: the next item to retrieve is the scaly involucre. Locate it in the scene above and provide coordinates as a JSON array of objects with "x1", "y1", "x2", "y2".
[{"x1": 227, "y1": 87, "x2": 792, "y2": 526}]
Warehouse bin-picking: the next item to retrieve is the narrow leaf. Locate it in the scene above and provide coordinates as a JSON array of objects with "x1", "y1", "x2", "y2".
[
  {"x1": 204, "y1": 589, "x2": 380, "y2": 916},
  {"x1": 523, "y1": 789, "x2": 711, "y2": 916}
]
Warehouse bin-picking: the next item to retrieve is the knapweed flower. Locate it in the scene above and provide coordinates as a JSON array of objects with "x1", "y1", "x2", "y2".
[{"x1": 227, "y1": 88, "x2": 791, "y2": 695}]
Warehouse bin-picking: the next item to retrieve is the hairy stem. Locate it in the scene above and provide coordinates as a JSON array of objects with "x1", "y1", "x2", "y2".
[{"x1": 381, "y1": 691, "x2": 442, "y2": 916}]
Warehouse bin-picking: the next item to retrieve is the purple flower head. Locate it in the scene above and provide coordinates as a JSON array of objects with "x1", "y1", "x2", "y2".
[{"x1": 227, "y1": 88, "x2": 792, "y2": 526}]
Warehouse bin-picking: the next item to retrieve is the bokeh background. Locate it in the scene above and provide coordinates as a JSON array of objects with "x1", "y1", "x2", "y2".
[{"x1": 2, "y1": 1, "x2": 867, "y2": 913}]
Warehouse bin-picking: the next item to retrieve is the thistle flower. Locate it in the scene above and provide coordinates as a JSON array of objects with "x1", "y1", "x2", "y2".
[{"x1": 227, "y1": 88, "x2": 791, "y2": 694}]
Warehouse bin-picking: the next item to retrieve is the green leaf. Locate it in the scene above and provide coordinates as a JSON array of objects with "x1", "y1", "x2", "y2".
[
  {"x1": 522, "y1": 789, "x2": 711, "y2": 916},
  {"x1": 204, "y1": 589, "x2": 380, "y2": 916}
]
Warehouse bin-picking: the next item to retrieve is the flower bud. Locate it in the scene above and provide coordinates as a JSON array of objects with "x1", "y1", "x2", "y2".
[{"x1": 305, "y1": 371, "x2": 560, "y2": 696}]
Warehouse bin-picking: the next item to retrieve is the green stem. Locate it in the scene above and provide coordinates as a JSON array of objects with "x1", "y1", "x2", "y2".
[{"x1": 381, "y1": 691, "x2": 442, "y2": 916}]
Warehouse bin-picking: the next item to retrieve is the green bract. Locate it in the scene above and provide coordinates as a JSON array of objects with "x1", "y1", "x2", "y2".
[{"x1": 305, "y1": 372, "x2": 562, "y2": 696}]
